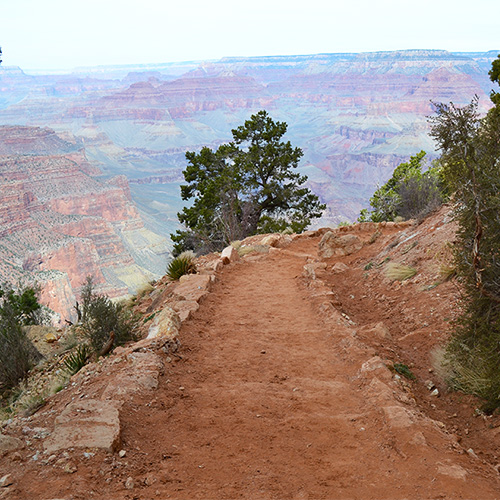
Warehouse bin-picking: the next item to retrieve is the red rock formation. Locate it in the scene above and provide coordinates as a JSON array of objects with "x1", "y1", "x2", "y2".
[{"x1": 0, "y1": 126, "x2": 168, "y2": 323}]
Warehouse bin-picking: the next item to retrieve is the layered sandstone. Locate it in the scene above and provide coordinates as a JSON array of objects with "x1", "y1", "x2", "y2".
[{"x1": 0, "y1": 126, "x2": 170, "y2": 323}]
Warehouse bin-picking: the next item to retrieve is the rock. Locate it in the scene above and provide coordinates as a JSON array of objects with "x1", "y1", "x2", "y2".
[
  {"x1": 43, "y1": 399, "x2": 122, "y2": 454},
  {"x1": 174, "y1": 274, "x2": 212, "y2": 302},
  {"x1": 360, "y1": 356, "x2": 386, "y2": 374},
  {"x1": 45, "y1": 332, "x2": 58, "y2": 343},
  {"x1": 302, "y1": 262, "x2": 327, "y2": 280},
  {"x1": 318, "y1": 232, "x2": 363, "y2": 259},
  {"x1": 125, "y1": 477, "x2": 135, "y2": 489},
  {"x1": 118, "y1": 449, "x2": 126, "y2": 458},
  {"x1": 437, "y1": 463, "x2": 467, "y2": 480},
  {"x1": 430, "y1": 388, "x2": 440, "y2": 397},
  {"x1": 261, "y1": 234, "x2": 281, "y2": 247},
  {"x1": 383, "y1": 405, "x2": 416, "y2": 429},
  {"x1": 101, "y1": 352, "x2": 164, "y2": 400},
  {"x1": 0, "y1": 433, "x2": 24, "y2": 453},
  {"x1": 359, "y1": 322, "x2": 392, "y2": 340},
  {"x1": 147, "y1": 307, "x2": 181, "y2": 340},
  {"x1": 410, "y1": 431, "x2": 427, "y2": 446},
  {"x1": 331, "y1": 262, "x2": 349, "y2": 273},
  {"x1": 425, "y1": 380, "x2": 436, "y2": 391},
  {"x1": 261, "y1": 234, "x2": 293, "y2": 248},
  {"x1": 0, "y1": 475, "x2": 13, "y2": 488},
  {"x1": 212, "y1": 259, "x2": 223, "y2": 272},
  {"x1": 63, "y1": 463, "x2": 77, "y2": 474},
  {"x1": 171, "y1": 299, "x2": 200, "y2": 322},
  {"x1": 221, "y1": 245, "x2": 240, "y2": 264}
]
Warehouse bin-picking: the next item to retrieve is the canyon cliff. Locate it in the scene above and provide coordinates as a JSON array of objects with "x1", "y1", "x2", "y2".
[
  {"x1": 0, "y1": 49, "x2": 497, "y2": 232},
  {"x1": 0, "y1": 125, "x2": 170, "y2": 323}
]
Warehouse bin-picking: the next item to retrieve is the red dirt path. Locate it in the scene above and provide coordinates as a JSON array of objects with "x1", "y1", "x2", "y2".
[{"x1": 4, "y1": 233, "x2": 500, "y2": 499}]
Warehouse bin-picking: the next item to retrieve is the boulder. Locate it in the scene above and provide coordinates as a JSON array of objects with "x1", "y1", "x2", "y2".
[
  {"x1": 359, "y1": 322, "x2": 392, "y2": 340},
  {"x1": 147, "y1": 306, "x2": 181, "y2": 340},
  {"x1": 318, "y1": 232, "x2": 363, "y2": 258},
  {"x1": 172, "y1": 300, "x2": 200, "y2": 322},
  {"x1": 261, "y1": 234, "x2": 293, "y2": 248},
  {"x1": 221, "y1": 245, "x2": 240, "y2": 264},
  {"x1": 331, "y1": 262, "x2": 349, "y2": 273}
]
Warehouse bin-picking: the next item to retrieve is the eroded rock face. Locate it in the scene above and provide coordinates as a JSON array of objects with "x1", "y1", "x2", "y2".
[
  {"x1": 318, "y1": 232, "x2": 363, "y2": 258},
  {"x1": 0, "y1": 126, "x2": 170, "y2": 323}
]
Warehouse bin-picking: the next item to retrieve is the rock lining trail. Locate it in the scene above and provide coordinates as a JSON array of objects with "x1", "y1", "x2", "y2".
[{"x1": 3, "y1": 233, "x2": 500, "y2": 499}]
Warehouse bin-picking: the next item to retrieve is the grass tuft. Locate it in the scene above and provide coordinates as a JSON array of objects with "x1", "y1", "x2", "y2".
[{"x1": 385, "y1": 262, "x2": 417, "y2": 281}]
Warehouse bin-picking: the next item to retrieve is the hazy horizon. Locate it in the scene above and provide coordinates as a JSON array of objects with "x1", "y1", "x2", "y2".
[{"x1": 2, "y1": 0, "x2": 499, "y2": 71}]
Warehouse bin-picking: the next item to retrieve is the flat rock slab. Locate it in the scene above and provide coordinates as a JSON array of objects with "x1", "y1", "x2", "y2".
[
  {"x1": 43, "y1": 399, "x2": 121, "y2": 453},
  {"x1": 173, "y1": 274, "x2": 212, "y2": 302},
  {"x1": 101, "y1": 352, "x2": 164, "y2": 400}
]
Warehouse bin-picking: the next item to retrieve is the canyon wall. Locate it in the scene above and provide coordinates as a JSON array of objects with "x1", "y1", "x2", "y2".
[
  {"x1": 0, "y1": 125, "x2": 170, "y2": 323},
  {"x1": 1, "y1": 49, "x2": 496, "y2": 230}
]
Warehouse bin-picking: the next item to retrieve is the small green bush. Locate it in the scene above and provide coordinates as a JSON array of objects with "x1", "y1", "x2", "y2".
[
  {"x1": 385, "y1": 263, "x2": 417, "y2": 281},
  {"x1": 166, "y1": 251, "x2": 197, "y2": 281},
  {"x1": 392, "y1": 363, "x2": 416, "y2": 380},
  {"x1": 0, "y1": 304, "x2": 42, "y2": 393}
]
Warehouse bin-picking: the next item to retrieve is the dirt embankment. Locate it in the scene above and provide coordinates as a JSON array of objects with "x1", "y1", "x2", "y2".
[{"x1": 2, "y1": 208, "x2": 500, "y2": 499}]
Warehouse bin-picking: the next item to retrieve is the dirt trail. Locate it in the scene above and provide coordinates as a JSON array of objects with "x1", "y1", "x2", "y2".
[{"x1": 6, "y1": 236, "x2": 500, "y2": 499}]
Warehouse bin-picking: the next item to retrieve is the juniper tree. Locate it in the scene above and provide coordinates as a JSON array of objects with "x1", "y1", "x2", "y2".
[
  {"x1": 429, "y1": 54, "x2": 500, "y2": 410},
  {"x1": 172, "y1": 111, "x2": 325, "y2": 254}
]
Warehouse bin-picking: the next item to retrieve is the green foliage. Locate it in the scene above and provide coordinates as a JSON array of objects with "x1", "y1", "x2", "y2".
[
  {"x1": 429, "y1": 56, "x2": 500, "y2": 410},
  {"x1": 0, "y1": 285, "x2": 42, "y2": 325},
  {"x1": 166, "y1": 251, "x2": 197, "y2": 281},
  {"x1": 392, "y1": 363, "x2": 416, "y2": 380},
  {"x1": 361, "y1": 151, "x2": 445, "y2": 222},
  {"x1": 0, "y1": 303, "x2": 42, "y2": 393},
  {"x1": 63, "y1": 344, "x2": 89, "y2": 375},
  {"x1": 80, "y1": 277, "x2": 138, "y2": 356},
  {"x1": 171, "y1": 111, "x2": 325, "y2": 254}
]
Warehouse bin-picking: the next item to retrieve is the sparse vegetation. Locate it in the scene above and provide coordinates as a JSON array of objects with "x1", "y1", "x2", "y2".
[
  {"x1": 80, "y1": 277, "x2": 138, "y2": 356},
  {"x1": 63, "y1": 343, "x2": 90, "y2": 375},
  {"x1": 384, "y1": 263, "x2": 417, "y2": 281},
  {"x1": 359, "y1": 151, "x2": 445, "y2": 222},
  {"x1": 0, "y1": 288, "x2": 43, "y2": 393},
  {"x1": 166, "y1": 251, "x2": 197, "y2": 281},
  {"x1": 438, "y1": 264, "x2": 457, "y2": 282},
  {"x1": 392, "y1": 363, "x2": 416, "y2": 380}
]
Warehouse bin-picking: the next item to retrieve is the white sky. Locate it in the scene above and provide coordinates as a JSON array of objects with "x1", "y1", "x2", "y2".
[{"x1": 1, "y1": 0, "x2": 499, "y2": 70}]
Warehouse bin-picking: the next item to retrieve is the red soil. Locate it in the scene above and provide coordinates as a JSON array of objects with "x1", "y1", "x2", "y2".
[{"x1": 3, "y1": 215, "x2": 500, "y2": 499}]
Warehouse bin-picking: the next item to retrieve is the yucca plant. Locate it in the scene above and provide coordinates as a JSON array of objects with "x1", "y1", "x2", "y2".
[
  {"x1": 166, "y1": 251, "x2": 197, "y2": 281},
  {"x1": 63, "y1": 344, "x2": 89, "y2": 375}
]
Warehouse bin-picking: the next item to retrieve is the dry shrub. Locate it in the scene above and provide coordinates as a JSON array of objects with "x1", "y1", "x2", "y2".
[{"x1": 384, "y1": 262, "x2": 417, "y2": 281}]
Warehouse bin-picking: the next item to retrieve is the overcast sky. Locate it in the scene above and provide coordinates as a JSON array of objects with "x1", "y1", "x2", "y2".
[{"x1": 2, "y1": 0, "x2": 499, "y2": 71}]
